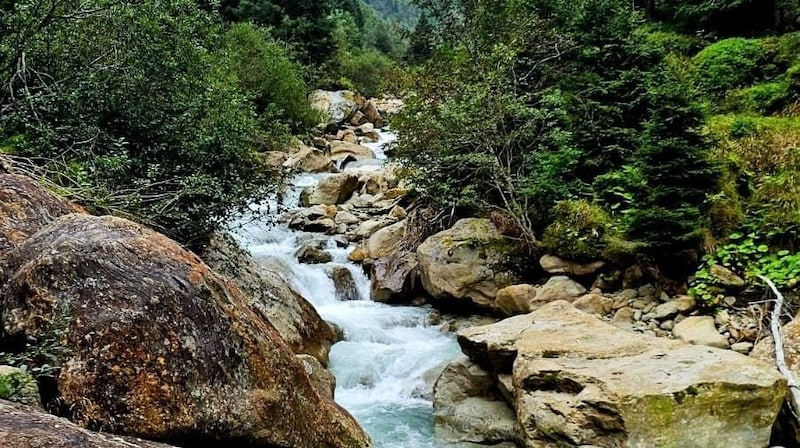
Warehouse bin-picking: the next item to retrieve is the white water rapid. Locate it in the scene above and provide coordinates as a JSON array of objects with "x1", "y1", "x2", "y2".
[{"x1": 230, "y1": 130, "x2": 462, "y2": 447}]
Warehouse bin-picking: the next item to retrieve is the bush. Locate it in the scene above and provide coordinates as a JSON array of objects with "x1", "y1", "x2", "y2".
[
  {"x1": 0, "y1": 0, "x2": 275, "y2": 245},
  {"x1": 541, "y1": 200, "x2": 614, "y2": 262},
  {"x1": 221, "y1": 23, "x2": 318, "y2": 136},
  {"x1": 333, "y1": 48, "x2": 398, "y2": 97},
  {"x1": 691, "y1": 38, "x2": 771, "y2": 95},
  {"x1": 724, "y1": 80, "x2": 791, "y2": 114}
]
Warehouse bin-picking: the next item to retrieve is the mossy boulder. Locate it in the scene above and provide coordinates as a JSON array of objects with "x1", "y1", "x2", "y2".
[
  {"x1": 417, "y1": 218, "x2": 520, "y2": 312},
  {"x1": 0, "y1": 213, "x2": 370, "y2": 447}
]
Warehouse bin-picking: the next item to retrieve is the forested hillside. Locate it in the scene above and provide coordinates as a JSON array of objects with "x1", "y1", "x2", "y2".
[
  {"x1": 363, "y1": 0, "x2": 420, "y2": 28},
  {"x1": 398, "y1": 0, "x2": 800, "y2": 295}
]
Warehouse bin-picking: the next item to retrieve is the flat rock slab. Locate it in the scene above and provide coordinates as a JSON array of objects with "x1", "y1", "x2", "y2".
[{"x1": 458, "y1": 301, "x2": 786, "y2": 448}]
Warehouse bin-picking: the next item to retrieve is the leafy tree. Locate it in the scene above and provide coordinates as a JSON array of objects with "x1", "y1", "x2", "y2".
[{"x1": 0, "y1": 0, "x2": 275, "y2": 245}]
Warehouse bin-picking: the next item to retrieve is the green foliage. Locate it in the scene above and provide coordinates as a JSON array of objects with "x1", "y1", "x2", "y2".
[
  {"x1": 724, "y1": 80, "x2": 792, "y2": 114},
  {"x1": 363, "y1": 0, "x2": 420, "y2": 28},
  {"x1": 220, "y1": 23, "x2": 317, "y2": 135},
  {"x1": 690, "y1": 38, "x2": 770, "y2": 95},
  {"x1": 541, "y1": 200, "x2": 614, "y2": 262},
  {"x1": 0, "y1": 369, "x2": 39, "y2": 406},
  {"x1": 334, "y1": 49, "x2": 399, "y2": 97},
  {"x1": 691, "y1": 232, "x2": 800, "y2": 303},
  {"x1": 0, "y1": 0, "x2": 275, "y2": 245}
]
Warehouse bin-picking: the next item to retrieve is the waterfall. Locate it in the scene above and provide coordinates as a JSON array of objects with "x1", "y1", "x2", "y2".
[{"x1": 230, "y1": 130, "x2": 461, "y2": 447}]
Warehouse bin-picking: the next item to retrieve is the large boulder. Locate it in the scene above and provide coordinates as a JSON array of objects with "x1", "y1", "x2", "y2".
[
  {"x1": 433, "y1": 355, "x2": 518, "y2": 446},
  {"x1": 365, "y1": 220, "x2": 405, "y2": 259},
  {"x1": 309, "y1": 90, "x2": 361, "y2": 125},
  {"x1": 301, "y1": 173, "x2": 359, "y2": 206},
  {"x1": 202, "y1": 233, "x2": 336, "y2": 365},
  {"x1": 330, "y1": 141, "x2": 376, "y2": 162},
  {"x1": 0, "y1": 214, "x2": 370, "y2": 448},
  {"x1": 0, "y1": 174, "x2": 83, "y2": 254},
  {"x1": 458, "y1": 301, "x2": 785, "y2": 448},
  {"x1": 0, "y1": 400, "x2": 177, "y2": 448},
  {"x1": 417, "y1": 218, "x2": 519, "y2": 311}
]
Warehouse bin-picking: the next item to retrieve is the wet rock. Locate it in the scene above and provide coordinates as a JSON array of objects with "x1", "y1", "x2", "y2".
[
  {"x1": 330, "y1": 141, "x2": 376, "y2": 162},
  {"x1": 433, "y1": 356, "x2": 518, "y2": 446},
  {"x1": 0, "y1": 214, "x2": 370, "y2": 447},
  {"x1": 0, "y1": 174, "x2": 83, "y2": 255},
  {"x1": 495, "y1": 284, "x2": 536, "y2": 316},
  {"x1": 460, "y1": 301, "x2": 785, "y2": 448},
  {"x1": 417, "y1": 219, "x2": 520, "y2": 312},
  {"x1": 296, "y1": 244, "x2": 334, "y2": 264},
  {"x1": 297, "y1": 354, "x2": 336, "y2": 400},
  {"x1": 0, "y1": 366, "x2": 39, "y2": 406},
  {"x1": 539, "y1": 255, "x2": 605, "y2": 276},
  {"x1": 0, "y1": 400, "x2": 176, "y2": 448},
  {"x1": 330, "y1": 266, "x2": 359, "y2": 301},
  {"x1": 371, "y1": 252, "x2": 419, "y2": 303},
  {"x1": 309, "y1": 90, "x2": 361, "y2": 125},
  {"x1": 673, "y1": 316, "x2": 730, "y2": 349},
  {"x1": 301, "y1": 173, "x2": 359, "y2": 206},
  {"x1": 203, "y1": 233, "x2": 336, "y2": 365}
]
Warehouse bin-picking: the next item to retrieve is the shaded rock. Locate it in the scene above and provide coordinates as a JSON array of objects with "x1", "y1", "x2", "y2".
[
  {"x1": 0, "y1": 365, "x2": 39, "y2": 406},
  {"x1": 673, "y1": 316, "x2": 730, "y2": 349},
  {"x1": 283, "y1": 145, "x2": 335, "y2": 173},
  {"x1": 365, "y1": 220, "x2": 405, "y2": 259},
  {"x1": 539, "y1": 255, "x2": 605, "y2": 276},
  {"x1": 461, "y1": 301, "x2": 785, "y2": 448},
  {"x1": 710, "y1": 264, "x2": 746, "y2": 291},
  {"x1": 417, "y1": 219, "x2": 520, "y2": 311},
  {"x1": 0, "y1": 214, "x2": 370, "y2": 447},
  {"x1": 433, "y1": 356, "x2": 518, "y2": 446},
  {"x1": 362, "y1": 100, "x2": 383, "y2": 126},
  {"x1": 330, "y1": 266, "x2": 359, "y2": 301},
  {"x1": 0, "y1": 400, "x2": 176, "y2": 448},
  {"x1": 297, "y1": 354, "x2": 336, "y2": 400},
  {"x1": 371, "y1": 252, "x2": 419, "y2": 303},
  {"x1": 0, "y1": 174, "x2": 83, "y2": 255},
  {"x1": 335, "y1": 210, "x2": 360, "y2": 225},
  {"x1": 296, "y1": 244, "x2": 334, "y2": 264},
  {"x1": 301, "y1": 174, "x2": 359, "y2": 206},
  {"x1": 330, "y1": 141, "x2": 376, "y2": 161},
  {"x1": 572, "y1": 293, "x2": 613, "y2": 315},
  {"x1": 530, "y1": 276, "x2": 586, "y2": 308},
  {"x1": 309, "y1": 90, "x2": 361, "y2": 125},
  {"x1": 203, "y1": 233, "x2": 336, "y2": 366},
  {"x1": 495, "y1": 284, "x2": 536, "y2": 316}
]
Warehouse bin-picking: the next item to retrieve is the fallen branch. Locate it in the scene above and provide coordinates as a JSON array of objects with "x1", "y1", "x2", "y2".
[{"x1": 758, "y1": 274, "x2": 800, "y2": 418}]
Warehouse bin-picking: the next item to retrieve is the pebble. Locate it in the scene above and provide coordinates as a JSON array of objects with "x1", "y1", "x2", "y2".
[
  {"x1": 643, "y1": 302, "x2": 656, "y2": 314},
  {"x1": 638, "y1": 284, "x2": 656, "y2": 298},
  {"x1": 631, "y1": 300, "x2": 647, "y2": 310},
  {"x1": 731, "y1": 342, "x2": 754, "y2": 354},
  {"x1": 660, "y1": 320, "x2": 675, "y2": 331},
  {"x1": 724, "y1": 296, "x2": 737, "y2": 306},
  {"x1": 619, "y1": 289, "x2": 638, "y2": 301},
  {"x1": 612, "y1": 296, "x2": 629, "y2": 310},
  {"x1": 715, "y1": 310, "x2": 731, "y2": 326},
  {"x1": 634, "y1": 310, "x2": 642, "y2": 321}
]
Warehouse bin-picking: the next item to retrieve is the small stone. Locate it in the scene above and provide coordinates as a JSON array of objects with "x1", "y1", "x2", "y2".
[
  {"x1": 673, "y1": 316, "x2": 730, "y2": 349},
  {"x1": 659, "y1": 292, "x2": 671, "y2": 302},
  {"x1": 612, "y1": 307, "x2": 636, "y2": 330},
  {"x1": 731, "y1": 342, "x2": 753, "y2": 354},
  {"x1": 643, "y1": 302, "x2": 656, "y2": 314},
  {"x1": 675, "y1": 295, "x2": 696, "y2": 313},
  {"x1": 715, "y1": 310, "x2": 731, "y2": 326},
  {"x1": 660, "y1": 320, "x2": 675, "y2": 331},
  {"x1": 634, "y1": 310, "x2": 643, "y2": 321},
  {"x1": 723, "y1": 296, "x2": 737, "y2": 307},
  {"x1": 631, "y1": 299, "x2": 648, "y2": 310},
  {"x1": 638, "y1": 284, "x2": 656, "y2": 298},
  {"x1": 619, "y1": 289, "x2": 638, "y2": 301},
  {"x1": 572, "y1": 294, "x2": 614, "y2": 316},
  {"x1": 612, "y1": 295, "x2": 629, "y2": 310},
  {"x1": 652, "y1": 301, "x2": 680, "y2": 320}
]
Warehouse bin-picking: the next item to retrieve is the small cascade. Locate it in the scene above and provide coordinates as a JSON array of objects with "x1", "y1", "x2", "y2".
[{"x1": 230, "y1": 129, "x2": 461, "y2": 448}]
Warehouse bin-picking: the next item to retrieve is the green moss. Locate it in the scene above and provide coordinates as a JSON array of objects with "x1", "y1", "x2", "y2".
[
  {"x1": 0, "y1": 368, "x2": 40, "y2": 406},
  {"x1": 541, "y1": 199, "x2": 616, "y2": 262}
]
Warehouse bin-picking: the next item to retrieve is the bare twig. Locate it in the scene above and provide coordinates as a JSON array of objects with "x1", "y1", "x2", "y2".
[{"x1": 759, "y1": 274, "x2": 800, "y2": 419}]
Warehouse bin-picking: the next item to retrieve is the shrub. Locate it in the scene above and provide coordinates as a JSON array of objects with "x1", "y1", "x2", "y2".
[
  {"x1": 541, "y1": 199, "x2": 614, "y2": 262},
  {"x1": 221, "y1": 23, "x2": 318, "y2": 135},
  {"x1": 691, "y1": 38, "x2": 770, "y2": 95},
  {"x1": 724, "y1": 80, "x2": 791, "y2": 114},
  {"x1": 333, "y1": 48, "x2": 398, "y2": 97}
]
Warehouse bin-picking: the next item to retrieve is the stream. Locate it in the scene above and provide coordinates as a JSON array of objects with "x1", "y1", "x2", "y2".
[{"x1": 230, "y1": 130, "x2": 462, "y2": 447}]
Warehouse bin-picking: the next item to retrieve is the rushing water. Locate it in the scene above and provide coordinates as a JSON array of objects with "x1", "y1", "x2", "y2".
[{"x1": 230, "y1": 130, "x2": 462, "y2": 447}]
